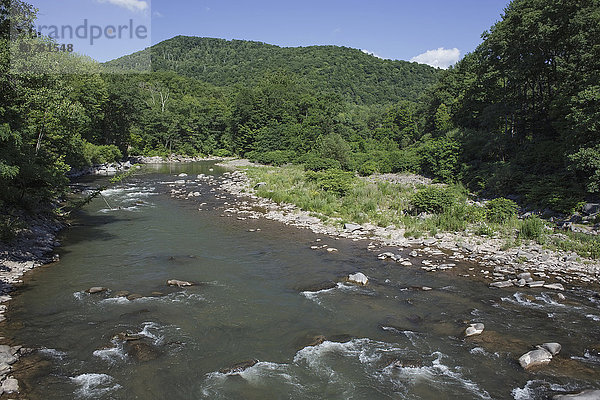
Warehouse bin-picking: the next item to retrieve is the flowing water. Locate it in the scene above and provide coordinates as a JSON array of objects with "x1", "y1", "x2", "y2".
[{"x1": 4, "y1": 162, "x2": 600, "y2": 399}]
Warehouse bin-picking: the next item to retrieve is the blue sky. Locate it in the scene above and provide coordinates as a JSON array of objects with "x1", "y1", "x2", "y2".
[{"x1": 31, "y1": 0, "x2": 511, "y2": 67}]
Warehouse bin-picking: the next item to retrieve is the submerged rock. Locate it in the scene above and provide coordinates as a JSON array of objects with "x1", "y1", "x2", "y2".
[
  {"x1": 347, "y1": 272, "x2": 368, "y2": 285},
  {"x1": 519, "y1": 348, "x2": 553, "y2": 369},
  {"x1": 553, "y1": 390, "x2": 600, "y2": 399},
  {"x1": 167, "y1": 279, "x2": 195, "y2": 287},
  {"x1": 465, "y1": 323, "x2": 485, "y2": 337},
  {"x1": 219, "y1": 359, "x2": 258, "y2": 375},
  {"x1": 125, "y1": 341, "x2": 161, "y2": 362},
  {"x1": 115, "y1": 332, "x2": 144, "y2": 342},
  {"x1": 306, "y1": 335, "x2": 326, "y2": 347}
]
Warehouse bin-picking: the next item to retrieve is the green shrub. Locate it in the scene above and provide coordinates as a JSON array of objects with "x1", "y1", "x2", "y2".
[
  {"x1": 306, "y1": 169, "x2": 355, "y2": 196},
  {"x1": 411, "y1": 186, "x2": 456, "y2": 214},
  {"x1": 357, "y1": 160, "x2": 379, "y2": 176},
  {"x1": 518, "y1": 216, "x2": 545, "y2": 241},
  {"x1": 82, "y1": 142, "x2": 122, "y2": 166},
  {"x1": 389, "y1": 148, "x2": 421, "y2": 173},
  {"x1": 485, "y1": 197, "x2": 518, "y2": 223},
  {"x1": 246, "y1": 150, "x2": 296, "y2": 166},
  {"x1": 418, "y1": 136, "x2": 461, "y2": 182},
  {"x1": 300, "y1": 153, "x2": 341, "y2": 171},
  {"x1": 213, "y1": 148, "x2": 232, "y2": 157}
]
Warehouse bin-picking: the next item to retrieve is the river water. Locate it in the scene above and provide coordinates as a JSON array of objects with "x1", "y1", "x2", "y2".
[{"x1": 4, "y1": 162, "x2": 600, "y2": 399}]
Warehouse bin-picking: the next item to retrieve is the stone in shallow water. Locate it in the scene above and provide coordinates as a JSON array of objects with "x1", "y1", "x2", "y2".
[
  {"x1": 347, "y1": 272, "x2": 368, "y2": 285},
  {"x1": 519, "y1": 348, "x2": 552, "y2": 369},
  {"x1": 86, "y1": 287, "x2": 107, "y2": 294},
  {"x1": 167, "y1": 279, "x2": 195, "y2": 287},
  {"x1": 465, "y1": 323, "x2": 485, "y2": 337},
  {"x1": 126, "y1": 341, "x2": 161, "y2": 362},
  {"x1": 219, "y1": 359, "x2": 258, "y2": 375}
]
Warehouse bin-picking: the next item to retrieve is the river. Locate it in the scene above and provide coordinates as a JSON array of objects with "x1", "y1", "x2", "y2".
[{"x1": 4, "y1": 162, "x2": 600, "y2": 399}]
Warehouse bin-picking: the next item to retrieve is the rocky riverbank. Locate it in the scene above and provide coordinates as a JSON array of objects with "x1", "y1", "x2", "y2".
[
  {"x1": 0, "y1": 210, "x2": 64, "y2": 396},
  {"x1": 213, "y1": 160, "x2": 600, "y2": 288}
]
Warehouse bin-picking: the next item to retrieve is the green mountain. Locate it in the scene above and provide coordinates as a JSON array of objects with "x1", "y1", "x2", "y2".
[{"x1": 104, "y1": 36, "x2": 440, "y2": 104}]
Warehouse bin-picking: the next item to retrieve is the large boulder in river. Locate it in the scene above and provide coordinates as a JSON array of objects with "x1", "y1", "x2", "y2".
[
  {"x1": 553, "y1": 390, "x2": 600, "y2": 399},
  {"x1": 347, "y1": 272, "x2": 368, "y2": 285},
  {"x1": 167, "y1": 279, "x2": 195, "y2": 287},
  {"x1": 519, "y1": 348, "x2": 553, "y2": 369}
]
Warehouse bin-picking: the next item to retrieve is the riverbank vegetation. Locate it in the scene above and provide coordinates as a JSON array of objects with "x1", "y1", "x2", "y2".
[
  {"x1": 244, "y1": 164, "x2": 600, "y2": 259},
  {"x1": 1, "y1": 0, "x2": 599, "y2": 247}
]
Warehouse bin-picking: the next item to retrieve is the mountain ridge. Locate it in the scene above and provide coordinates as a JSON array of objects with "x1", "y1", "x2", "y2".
[{"x1": 104, "y1": 35, "x2": 440, "y2": 104}]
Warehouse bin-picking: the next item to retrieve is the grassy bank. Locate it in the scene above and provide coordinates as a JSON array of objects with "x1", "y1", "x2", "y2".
[{"x1": 242, "y1": 165, "x2": 600, "y2": 260}]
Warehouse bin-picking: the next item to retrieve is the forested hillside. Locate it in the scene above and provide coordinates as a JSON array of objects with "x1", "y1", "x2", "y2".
[
  {"x1": 105, "y1": 36, "x2": 440, "y2": 105},
  {"x1": 1, "y1": 0, "x2": 599, "y2": 230}
]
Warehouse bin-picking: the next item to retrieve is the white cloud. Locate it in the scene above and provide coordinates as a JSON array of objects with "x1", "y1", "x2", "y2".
[
  {"x1": 361, "y1": 49, "x2": 383, "y2": 59},
  {"x1": 98, "y1": 0, "x2": 149, "y2": 12},
  {"x1": 410, "y1": 47, "x2": 460, "y2": 69},
  {"x1": 153, "y1": 10, "x2": 163, "y2": 17}
]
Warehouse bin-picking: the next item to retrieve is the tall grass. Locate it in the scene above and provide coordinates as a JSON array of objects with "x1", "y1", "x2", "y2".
[{"x1": 243, "y1": 165, "x2": 600, "y2": 259}]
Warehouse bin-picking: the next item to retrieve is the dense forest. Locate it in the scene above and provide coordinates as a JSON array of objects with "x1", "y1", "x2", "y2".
[{"x1": 1, "y1": 0, "x2": 599, "y2": 222}]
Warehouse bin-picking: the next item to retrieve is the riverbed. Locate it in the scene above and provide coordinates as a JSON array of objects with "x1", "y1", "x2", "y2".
[{"x1": 4, "y1": 162, "x2": 600, "y2": 399}]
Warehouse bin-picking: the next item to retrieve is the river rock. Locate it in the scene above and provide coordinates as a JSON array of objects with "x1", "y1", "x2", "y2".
[
  {"x1": 86, "y1": 287, "x2": 107, "y2": 294},
  {"x1": 490, "y1": 281, "x2": 513, "y2": 288},
  {"x1": 0, "y1": 346, "x2": 17, "y2": 365},
  {"x1": 306, "y1": 335, "x2": 326, "y2": 347},
  {"x1": 178, "y1": 173, "x2": 188, "y2": 177},
  {"x1": 348, "y1": 272, "x2": 368, "y2": 285},
  {"x1": 378, "y1": 252, "x2": 396, "y2": 260},
  {"x1": 115, "y1": 332, "x2": 144, "y2": 342},
  {"x1": 527, "y1": 281, "x2": 545, "y2": 288},
  {"x1": 544, "y1": 283, "x2": 565, "y2": 291},
  {"x1": 219, "y1": 359, "x2": 259, "y2": 375},
  {"x1": 553, "y1": 389, "x2": 600, "y2": 399},
  {"x1": 126, "y1": 341, "x2": 161, "y2": 362},
  {"x1": 465, "y1": 323, "x2": 485, "y2": 337},
  {"x1": 540, "y1": 342, "x2": 561, "y2": 356},
  {"x1": 519, "y1": 348, "x2": 553, "y2": 369},
  {"x1": 0, "y1": 362, "x2": 11, "y2": 376},
  {"x1": 344, "y1": 223, "x2": 363, "y2": 232},
  {"x1": 1, "y1": 377, "x2": 18, "y2": 393},
  {"x1": 517, "y1": 272, "x2": 531, "y2": 280},
  {"x1": 126, "y1": 294, "x2": 143, "y2": 301},
  {"x1": 167, "y1": 279, "x2": 195, "y2": 287},
  {"x1": 113, "y1": 290, "x2": 130, "y2": 298}
]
